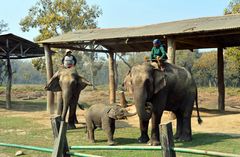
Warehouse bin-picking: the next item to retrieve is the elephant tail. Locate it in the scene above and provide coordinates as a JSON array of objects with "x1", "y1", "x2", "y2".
[{"x1": 195, "y1": 88, "x2": 203, "y2": 124}]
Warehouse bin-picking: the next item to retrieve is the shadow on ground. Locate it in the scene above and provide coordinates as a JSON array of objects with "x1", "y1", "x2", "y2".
[
  {"x1": 0, "y1": 100, "x2": 46, "y2": 112},
  {"x1": 175, "y1": 133, "x2": 240, "y2": 148}
]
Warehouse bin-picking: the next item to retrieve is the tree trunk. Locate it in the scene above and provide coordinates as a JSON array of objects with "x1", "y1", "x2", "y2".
[
  {"x1": 114, "y1": 54, "x2": 118, "y2": 90},
  {"x1": 44, "y1": 44, "x2": 54, "y2": 114},
  {"x1": 90, "y1": 63, "x2": 96, "y2": 90},
  {"x1": 119, "y1": 91, "x2": 128, "y2": 108},
  {"x1": 108, "y1": 52, "x2": 116, "y2": 104},
  {"x1": 6, "y1": 54, "x2": 12, "y2": 109}
]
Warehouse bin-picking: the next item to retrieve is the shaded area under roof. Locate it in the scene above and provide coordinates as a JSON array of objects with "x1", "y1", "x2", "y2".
[
  {"x1": 0, "y1": 33, "x2": 44, "y2": 59},
  {"x1": 39, "y1": 14, "x2": 240, "y2": 52}
]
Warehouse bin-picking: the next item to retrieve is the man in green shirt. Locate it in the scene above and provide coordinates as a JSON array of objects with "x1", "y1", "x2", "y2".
[
  {"x1": 150, "y1": 39, "x2": 168, "y2": 70},
  {"x1": 150, "y1": 39, "x2": 168, "y2": 61}
]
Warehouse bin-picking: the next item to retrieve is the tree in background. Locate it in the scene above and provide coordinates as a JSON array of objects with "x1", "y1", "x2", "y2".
[
  {"x1": 20, "y1": 0, "x2": 102, "y2": 41},
  {"x1": 192, "y1": 52, "x2": 217, "y2": 87},
  {"x1": 224, "y1": 0, "x2": 240, "y2": 14},
  {"x1": 224, "y1": 48, "x2": 240, "y2": 87},
  {"x1": 224, "y1": 0, "x2": 240, "y2": 87},
  {"x1": 0, "y1": 20, "x2": 8, "y2": 85},
  {"x1": 20, "y1": 0, "x2": 102, "y2": 86}
]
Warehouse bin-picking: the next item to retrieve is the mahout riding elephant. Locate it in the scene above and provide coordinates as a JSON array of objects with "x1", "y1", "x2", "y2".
[
  {"x1": 85, "y1": 104, "x2": 137, "y2": 145},
  {"x1": 45, "y1": 67, "x2": 91, "y2": 129},
  {"x1": 123, "y1": 62, "x2": 202, "y2": 145}
]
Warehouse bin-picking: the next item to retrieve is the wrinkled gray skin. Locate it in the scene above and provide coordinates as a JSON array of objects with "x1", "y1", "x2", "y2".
[
  {"x1": 85, "y1": 104, "x2": 137, "y2": 145},
  {"x1": 45, "y1": 68, "x2": 91, "y2": 129},
  {"x1": 123, "y1": 62, "x2": 202, "y2": 145}
]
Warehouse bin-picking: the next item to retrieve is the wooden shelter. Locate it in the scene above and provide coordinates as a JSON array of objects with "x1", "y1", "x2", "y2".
[
  {"x1": 0, "y1": 33, "x2": 44, "y2": 109},
  {"x1": 39, "y1": 14, "x2": 240, "y2": 112}
]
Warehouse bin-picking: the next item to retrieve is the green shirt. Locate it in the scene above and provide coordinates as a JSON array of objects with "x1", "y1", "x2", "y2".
[{"x1": 150, "y1": 45, "x2": 168, "y2": 60}]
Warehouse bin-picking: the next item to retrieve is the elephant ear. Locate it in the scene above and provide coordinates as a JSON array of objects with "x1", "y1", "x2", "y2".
[
  {"x1": 107, "y1": 107, "x2": 117, "y2": 119},
  {"x1": 77, "y1": 75, "x2": 92, "y2": 90},
  {"x1": 45, "y1": 71, "x2": 62, "y2": 92},
  {"x1": 153, "y1": 69, "x2": 166, "y2": 94}
]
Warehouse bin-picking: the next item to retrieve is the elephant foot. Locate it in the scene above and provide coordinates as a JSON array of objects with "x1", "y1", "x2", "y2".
[
  {"x1": 137, "y1": 135, "x2": 150, "y2": 143},
  {"x1": 147, "y1": 140, "x2": 160, "y2": 146},
  {"x1": 174, "y1": 133, "x2": 180, "y2": 140},
  {"x1": 108, "y1": 141, "x2": 117, "y2": 146},
  {"x1": 89, "y1": 140, "x2": 95, "y2": 143},
  {"x1": 67, "y1": 123, "x2": 76, "y2": 130},
  {"x1": 176, "y1": 135, "x2": 192, "y2": 142}
]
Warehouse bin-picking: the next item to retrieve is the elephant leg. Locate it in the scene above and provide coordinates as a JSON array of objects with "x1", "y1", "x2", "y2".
[
  {"x1": 149, "y1": 93, "x2": 166, "y2": 145},
  {"x1": 178, "y1": 95, "x2": 194, "y2": 141},
  {"x1": 179, "y1": 117, "x2": 192, "y2": 141},
  {"x1": 138, "y1": 119, "x2": 150, "y2": 143},
  {"x1": 86, "y1": 117, "x2": 95, "y2": 143},
  {"x1": 174, "y1": 110, "x2": 183, "y2": 140},
  {"x1": 150, "y1": 110, "x2": 162, "y2": 146},
  {"x1": 68, "y1": 104, "x2": 77, "y2": 129},
  {"x1": 56, "y1": 92, "x2": 63, "y2": 115},
  {"x1": 103, "y1": 119, "x2": 115, "y2": 145}
]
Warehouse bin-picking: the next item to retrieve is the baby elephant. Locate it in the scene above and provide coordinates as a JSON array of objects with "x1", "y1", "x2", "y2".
[{"x1": 85, "y1": 104, "x2": 136, "y2": 145}]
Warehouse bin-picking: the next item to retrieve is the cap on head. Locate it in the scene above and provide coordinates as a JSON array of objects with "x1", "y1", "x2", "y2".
[
  {"x1": 65, "y1": 49, "x2": 72, "y2": 55},
  {"x1": 153, "y1": 39, "x2": 161, "y2": 45}
]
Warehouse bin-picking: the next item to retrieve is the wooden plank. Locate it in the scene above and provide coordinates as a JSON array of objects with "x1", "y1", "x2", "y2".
[
  {"x1": 160, "y1": 122, "x2": 176, "y2": 157},
  {"x1": 217, "y1": 47, "x2": 225, "y2": 111},
  {"x1": 51, "y1": 116, "x2": 70, "y2": 157},
  {"x1": 108, "y1": 51, "x2": 116, "y2": 104},
  {"x1": 51, "y1": 121, "x2": 69, "y2": 157},
  {"x1": 44, "y1": 44, "x2": 55, "y2": 114}
]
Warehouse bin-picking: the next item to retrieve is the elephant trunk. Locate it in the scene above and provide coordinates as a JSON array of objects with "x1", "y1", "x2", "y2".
[
  {"x1": 134, "y1": 91, "x2": 152, "y2": 121},
  {"x1": 124, "y1": 111, "x2": 137, "y2": 117}
]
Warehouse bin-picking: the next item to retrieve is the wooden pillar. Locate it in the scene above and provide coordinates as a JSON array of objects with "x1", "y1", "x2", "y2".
[
  {"x1": 167, "y1": 38, "x2": 176, "y2": 64},
  {"x1": 6, "y1": 52, "x2": 12, "y2": 109},
  {"x1": 217, "y1": 47, "x2": 225, "y2": 111},
  {"x1": 44, "y1": 44, "x2": 54, "y2": 114},
  {"x1": 108, "y1": 51, "x2": 116, "y2": 104}
]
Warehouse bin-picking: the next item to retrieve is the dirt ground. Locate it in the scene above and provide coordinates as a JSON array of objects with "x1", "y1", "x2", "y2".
[{"x1": 0, "y1": 88, "x2": 240, "y2": 136}]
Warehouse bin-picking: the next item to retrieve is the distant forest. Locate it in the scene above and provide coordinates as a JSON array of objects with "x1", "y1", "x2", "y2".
[{"x1": 0, "y1": 49, "x2": 239, "y2": 87}]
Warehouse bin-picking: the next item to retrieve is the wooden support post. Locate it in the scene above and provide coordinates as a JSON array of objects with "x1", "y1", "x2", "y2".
[
  {"x1": 119, "y1": 91, "x2": 128, "y2": 108},
  {"x1": 108, "y1": 51, "x2": 116, "y2": 104},
  {"x1": 217, "y1": 47, "x2": 225, "y2": 111},
  {"x1": 6, "y1": 52, "x2": 12, "y2": 109},
  {"x1": 160, "y1": 122, "x2": 176, "y2": 157},
  {"x1": 167, "y1": 38, "x2": 176, "y2": 64},
  {"x1": 51, "y1": 117, "x2": 70, "y2": 157},
  {"x1": 44, "y1": 44, "x2": 54, "y2": 114}
]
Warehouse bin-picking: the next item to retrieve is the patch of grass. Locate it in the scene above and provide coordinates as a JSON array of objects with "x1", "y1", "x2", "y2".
[{"x1": 0, "y1": 117, "x2": 240, "y2": 157}]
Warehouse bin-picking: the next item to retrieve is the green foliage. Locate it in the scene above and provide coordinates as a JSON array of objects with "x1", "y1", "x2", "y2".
[
  {"x1": 20, "y1": 0, "x2": 102, "y2": 41},
  {"x1": 223, "y1": 1, "x2": 240, "y2": 86},
  {"x1": 0, "y1": 20, "x2": 8, "y2": 34},
  {"x1": 11, "y1": 60, "x2": 46, "y2": 84},
  {"x1": 224, "y1": 0, "x2": 240, "y2": 14},
  {"x1": 193, "y1": 52, "x2": 217, "y2": 86},
  {"x1": 0, "y1": 20, "x2": 8, "y2": 85},
  {"x1": 225, "y1": 47, "x2": 240, "y2": 87},
  {"x1": 19, "y1": 0, "x2": 103, "y2": 86}
]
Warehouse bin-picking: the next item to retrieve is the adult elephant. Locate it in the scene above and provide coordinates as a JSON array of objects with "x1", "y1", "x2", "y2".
[
  {"x1": 45, "y1": 67, "x2": 91, "y2": 129},
  {"x1": 123, "y1": 62, "x2": 202, "y2": 145}
]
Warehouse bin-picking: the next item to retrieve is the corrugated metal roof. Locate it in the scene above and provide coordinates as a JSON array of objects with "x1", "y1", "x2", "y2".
[{"x1": 39, "y1": 14, "x2": 240, "y2": 44}]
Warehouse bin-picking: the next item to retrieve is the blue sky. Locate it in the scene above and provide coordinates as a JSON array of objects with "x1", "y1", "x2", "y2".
[{"x1": 0, "y1": 0, "x2": 230, "y2": 41}]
